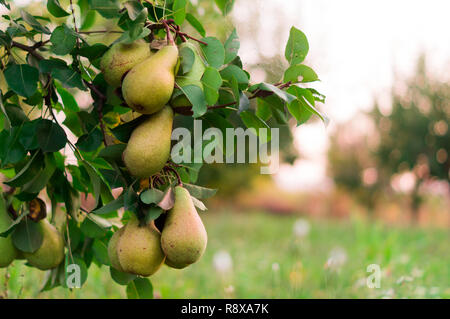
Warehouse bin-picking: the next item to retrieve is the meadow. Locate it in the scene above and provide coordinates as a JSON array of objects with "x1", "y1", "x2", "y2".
[{"x1": 1, "y1": 211, "x2": 449, "y2": 299}]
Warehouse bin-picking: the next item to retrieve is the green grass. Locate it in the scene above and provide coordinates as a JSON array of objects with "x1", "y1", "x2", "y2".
[{"x1": 1, "y1": 211, "x2": 449, "y2": 299}]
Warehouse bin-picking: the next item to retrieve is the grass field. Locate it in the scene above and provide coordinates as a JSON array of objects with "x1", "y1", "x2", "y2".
[{"x1": 1, "y1": 211, "x2": 449, "y2": 299}]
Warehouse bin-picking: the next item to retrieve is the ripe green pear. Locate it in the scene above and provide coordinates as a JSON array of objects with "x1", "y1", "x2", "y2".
[
  {"x1": 108, "y1": 226, "x2": 126, "y2": 272},
  {"x1": 122, "y1": 44, "x2": 179, "y2": 114},
  {"x1": 0, "y1": 194, "x2": 17, "y2": 268},
  {"x1": 171, "y1": 42, "x2": 206, "y2": 108},
  {"x1": 161, "y1": 186, "x2": 207, "y2": 269},
  {"x1": 23, "y1": 219, "x2": 64, "y2": 270},
  {"x1": 100, "y1": 40, "x2": 152, "y2": 87},
  {"x1": 116, "y1": 216, "x2": 165, "y2": 277},
  {"x1": 123, "y1": 106, "x2": 174, "y2": 178}
]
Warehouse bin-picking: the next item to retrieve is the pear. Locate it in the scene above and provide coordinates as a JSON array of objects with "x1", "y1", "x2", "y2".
[
  {"x1": 161, "y1": 186, "x2": 207, "y2": 269},
  {"x1": 23, "y1": 219, "x2": 64, "y2": 270},
  {"x1": 100, "y1": 40, "x2": 152, "y2": 87},
  {"x1": 108, "y1": 226, "x2": 126, "y2": 272},
  {"x1": 123, "y1": 106, "x2": 174, "y2": 178},
  {"x1": 116, "y1": 216, "x2": 165, "y2": 277},
  {"x1": 122, "y1": 44, "x2": 179, "y2": 114},
  {"x1": 171, "y1": 42, "x2": 206, "y2": 108},
  {"x1": 0, "y1": 194, "x2": 17, "y2": 268}
]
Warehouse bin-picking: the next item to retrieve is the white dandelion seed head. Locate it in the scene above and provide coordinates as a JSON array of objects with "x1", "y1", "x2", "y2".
[
  {"x1": 293, "y1": 219, "x2": 311, "y2": 239},
  {"x1": 213, "y1": 250, "x2": 233, "y2": 274},
  {"x1": 325, "y1": 247, "x2": 348, "y2": 271},
  {"x1": 272, "y1": 263, "x2": 280, "y2": 272}
]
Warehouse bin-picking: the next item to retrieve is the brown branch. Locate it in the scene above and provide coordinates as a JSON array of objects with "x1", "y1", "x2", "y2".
[
  {"x1": 11, "y1": 41, "x2": 44, "y2": 61},
  {"x1": 174, "y1": 82, "x2": 294, "y2": 116},
  {"x1": 164, "y1": 166, "x2": 182, "y2": 186}
]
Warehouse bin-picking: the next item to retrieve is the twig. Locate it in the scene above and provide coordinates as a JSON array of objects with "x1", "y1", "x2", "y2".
[
  {"x1": 84, "y1": 81, "x2": 108, "y2": 146},
  {"x1": 164, "y1": 166, "x2": 182, "y2": 186},
  {"x1": 11, "y1": 41, "x2": 44, "y2": 61},
  {"x1": 174, "y1": 81, "x2": 294, "y2": 115}
]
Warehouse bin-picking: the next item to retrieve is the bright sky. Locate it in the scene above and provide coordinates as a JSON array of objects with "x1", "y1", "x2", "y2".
[{"x1": 232, "y1": 0, "x2": 450, "y2": 192}]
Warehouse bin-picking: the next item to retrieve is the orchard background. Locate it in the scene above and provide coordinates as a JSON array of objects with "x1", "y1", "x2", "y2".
[{"x1": 0, "y1": 0, "x2": 449, "y2": 299}]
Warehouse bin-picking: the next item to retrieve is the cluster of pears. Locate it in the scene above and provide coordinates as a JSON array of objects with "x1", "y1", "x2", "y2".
[
  {"x1": 101, "y1": 39, "x2": 206, "y2": 179},
  {"x1": 0, "y1": 195, "x2": 64, "y2": 270},
  {"x1": 108, "y1": 186, "x2": 207, "y2": 277}
]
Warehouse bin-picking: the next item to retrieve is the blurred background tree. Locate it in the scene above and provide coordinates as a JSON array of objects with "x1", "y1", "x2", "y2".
[{"x1": 328, "y1": 55, "x2": 449, "y2": 221}]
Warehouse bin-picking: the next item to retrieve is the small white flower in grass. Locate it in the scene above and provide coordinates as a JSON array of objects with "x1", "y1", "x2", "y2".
[
  {"x1": 324, "y1": 247, "x2": 347, "y2": 271},
  {"x1": 429, "y1": 287, "x2": 440, "y2": 295},
  {"x1": 414, "y1": 286, "x2": 427, "y2": 297},
  {"x1": 380, "y1": 288, "x2": 395, "y2": 299},
  {"x1": 411, "y1": 267, "x2": 424, "y2": 278},
  {"x1": 213, "y1": 250, "x2": 233, "y2": 274},
  {"x1": 272, "y1": 263, "x2": 280, "y2": 272},
  {"x1": 293, "y1": 219, "x2": 310, "y2": 239}
]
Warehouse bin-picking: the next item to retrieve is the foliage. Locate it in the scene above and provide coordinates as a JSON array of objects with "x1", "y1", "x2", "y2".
[{"x1": 0, "y1": 0, "x2": 325, "y2": 297}]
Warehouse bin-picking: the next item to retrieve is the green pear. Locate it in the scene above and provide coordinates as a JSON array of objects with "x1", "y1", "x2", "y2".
[
  {"x1": 116, "y1": 216, "x2": 165, "y2": 277},
  {"x1": 0, "y1": 194, "x2": 17, "y2": 268},
  {"x1": 23, "y1": 219, "x2": 64, "y2": 270},
  {"x1": 123, "y1": 106, "x2": 174, "y2": 178},
  {"x1": 161, "y1": 186, "x2": 207, "y2": 269},
  {"x1": 108, "y1": 226, "x2": 126, "y2": 272},
  {"x1": 171, "y1": 42, "x2": 206, "y2": 108},
  {"x1": 122, "y1": 44, "x2": 179, "y2": 114},
  {"x1": 100, "y1": 40, "x2": 152, "y2": 87}
]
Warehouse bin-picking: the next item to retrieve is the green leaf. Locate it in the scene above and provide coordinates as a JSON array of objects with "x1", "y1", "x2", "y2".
[
  {"x1": 92, "y1": 239, "x2": 110, "y2": 265},
  {"x1": 127, "y1": 277, "x2": 153, "y2": 299},
  {"x1": 20, "y1": 153, "x2": 56, "y2": 194},
  {"x1": 4, "y1": 64, "x2": 39, "y2": 98},
  {"x1": 201, "y1": 67, "x2": 222, "y2": 105},
  {"x1": 287, "y1": 86, "x2": 329, "y2": 125},
  {"x1": 76, "y1": 43, "x2": 109, "y2": 61},
  {"x1": 20, "y1": 10, "x2": 51, "y2": 34},
  {"x1": 220, "y1": 64, "x2": 249, "y2": 90},
  {"x1": 56, "y1": 86, "x2": 79, "y2": 112},
  {"x1": 52, "y1": 67, "x2": 86, "y2": 90},
  {"x1": 257, "y1": 83, "x2": 297, "y2": 104},
  {"x1": 36, "y1": 119, "x2": 67, "y2": 152},
  {"x1": 179, "y1": 46, "x2": 195, "y2": 75},
  {"x1": 224, "y1": 29, "x2": 240, "y2": 64},
  {"x1": 47, "y1": 0, "x2": 70, "y2": 17},
  {"x1": 256, "y1": 98, "x2": 272, "y2": 122},
  {"x1": 6, "y1": 151, "x2": 42, "y2": 187},
  {"x1": 180, "y1": 85, "x2": 207, "y2": 118},
  {"x1": 186, "y1": 13, "x2": 205, "y2": 37},
  {"x1": 0, "y1": 91, "x2": 11, "y2": 130},
  {"x1": 89, "y1": 0, "x2": 120, "y2": 19},
  {"x1": 82, "y1": 161, "x2": 101, "y2": 207},
  {"x1": 285, "y1": 26, "x2": 309, "y2": 65},
  {"x1": 140, "y1": 188, "x2": 164, "y2": 205},
  {"x1": 93, "y1": 194, "x2": 124, "y2": 215},
  {"x1": 123, "y1": 0, "x2": 145, "y2": 20},
  {"x1": 0, "y1": 128, "x2": 27, "y2": 165},
  {"x1": 214, "y1": 0, "x2": 235, "y2": 15},
  {"x1": 240, "y1": 111, "x2": 271, "y2": 144},
  {"x1": 200, "y1": 37, "x2": 225, "y2": 69},
  {"x1": 144, "y1": 206, "x2": 163, "y2": 223},
  {"x1": 81, "y1": 216, "x2": 108, "y2": 238},
  {"x1": 284, "y1": 64, "x2": 319, "y2": 83},
  {"x1": 38, "y1": 58, "x2": 67, "y2": 73},
  {"x1": 51, "y1": 25, "x2": 77, "y2": 55},
  {"x1": 12, "y1": 219, "x2": 44, "y2": 253},
  {"x1": 111, "y1": 116, "x2": 146, "y2": 143},
  {"x1": 183, "y1": 183, "x2": 217, "y2": 199},
  {"x1": 110, "y1": 267, "x2": 136, "y2": 286},
  {"x1": 98, "y1": 144, "x2": 126, "y2": 163},
  {"x1": 76, "y1": 129, "x2": 103, "y2": 152},
  {"x1": 172, "y1": 0, "x2": 187, "y2": 25}
]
